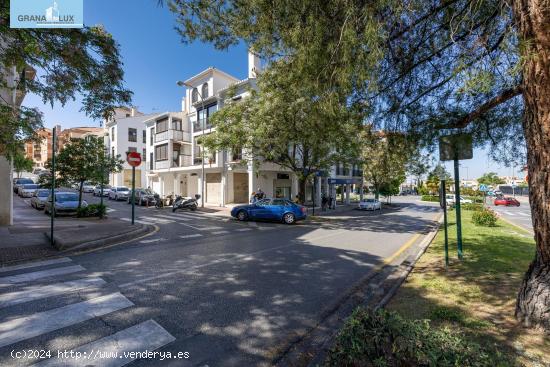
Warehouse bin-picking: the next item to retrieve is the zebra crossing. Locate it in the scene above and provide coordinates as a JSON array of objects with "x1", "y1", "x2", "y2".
[{"x1": 0, "y1": 257, "x2": 175, "y2": 366}]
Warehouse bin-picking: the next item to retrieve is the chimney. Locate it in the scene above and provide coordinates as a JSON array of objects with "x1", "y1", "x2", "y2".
[
  {"x1": 248, "y1": 50, "x2": 261, "y2": 78},
  {"x1": 130, "y1": 107, "x2": 137, "y2": 117}
]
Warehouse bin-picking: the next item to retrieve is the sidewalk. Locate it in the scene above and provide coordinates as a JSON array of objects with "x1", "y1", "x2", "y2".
[{"x1": 0, "y1": 219, "x2": 154, "y2": 266}]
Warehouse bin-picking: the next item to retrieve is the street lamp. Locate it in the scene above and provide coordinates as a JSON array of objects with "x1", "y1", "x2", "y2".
[{"x1": 177, "y1": 80, "x2": 206, "y2": 207}]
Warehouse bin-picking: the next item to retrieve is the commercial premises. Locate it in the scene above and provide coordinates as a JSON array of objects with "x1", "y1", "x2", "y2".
[{"x1": 145, "y1": 52, "x2": 363, "y2": 206}]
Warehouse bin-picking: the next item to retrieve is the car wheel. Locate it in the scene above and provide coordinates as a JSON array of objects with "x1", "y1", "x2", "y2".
[
  {"x1": 237, "y1": 210, "x2": 248, "y2": 221},
  {"x1": 283, "y1": 212, "x2": 295, "y2": 224}
]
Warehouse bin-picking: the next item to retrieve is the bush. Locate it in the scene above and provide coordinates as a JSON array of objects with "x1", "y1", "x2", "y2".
[
  {"x1": 472, "y1": 208, "x2": 498, "y2": 226},
  {"x1": 77, "y1": 204, "x2": 107, "y2": 218},
  {"x1": 461, "y1": 203, "x2": 483, "y2": 211},
  {"x1": 421, "y1": 195, "x2": 440, "y2": 202},
  {"x1": 325, "y1": 308, "x2": 500, "y2": 367}
]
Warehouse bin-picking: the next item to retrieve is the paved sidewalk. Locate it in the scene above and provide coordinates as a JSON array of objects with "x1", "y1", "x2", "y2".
[{"x1": 0, "y1": 219, "x2": 154, "y2": 266}]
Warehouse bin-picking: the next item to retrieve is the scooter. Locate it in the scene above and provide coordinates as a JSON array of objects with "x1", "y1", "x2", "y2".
[{"x1": 172, "y1": 194, "x2": 200, "y2": 212}]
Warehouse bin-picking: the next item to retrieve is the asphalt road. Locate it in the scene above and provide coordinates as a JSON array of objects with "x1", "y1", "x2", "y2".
[
  {"x1": 487, "y1": 196, "x2": 533, "y2": 233},
  {"x1": 1, "y1": 196, "x2": 440, "y2": 366}
]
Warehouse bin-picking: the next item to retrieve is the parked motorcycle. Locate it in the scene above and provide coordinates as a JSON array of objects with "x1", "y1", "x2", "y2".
[
  {"x1": 154, "y1": 193, "x2": 164, "y2": 209},
  {"x1": 172, "y1": 194, "x2": 200, "y2": 212}
]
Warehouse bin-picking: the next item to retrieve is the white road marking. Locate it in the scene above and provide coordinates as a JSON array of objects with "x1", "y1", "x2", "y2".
[
  {"x1": 517, "y1": 212, "x2": 530, "y2": 217},
  {"x1": 0, "y1": 292, "x2": 133, "y2": 348},
  {"x1": 172, "y1": 212, "x2": 207, "y2": 220},
  {"x1": 196, "y1": 226, "x2": 224, "y2": 231},
  {"x1": 139, "y1": 238, "x2": 166, "y2": 244},
  {"x1": 0, "y1": 278, "x2": 106, "y2": 309},
  {"x1": 140, "y1": 217, "x2": 174, "y2": 224},
  {"x1": 179, "y1": 234, "x2": 203, "y2": 239},
  {"x1": 504, "y1": 211, "x2": 515, "y2": 216},
  {"x1": 234, "y1": 228, "x2": 252, "y2": 232},
  {"x1": 0, "y1": 257, "x2": 72, "y2": 274},
  {"x1": 119, "y1": 218, "x2": 155, "y2": 225},
  {"x1": 211, "y1": 230, "x2": 230, "y2": 235},
  {"x1": 154, "y1": 214, "x2": 191, "y2": 221},
  {"x1": 0, "y1": 265, "x2": 85, "y2": 288},
  {"x1": 35, "y1": 319, "x2": 175, "y2": 367}
]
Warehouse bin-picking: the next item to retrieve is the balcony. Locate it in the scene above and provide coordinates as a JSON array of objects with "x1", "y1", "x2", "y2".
[
  {"x1": 179, "y1": 155, "x2": 192, "y2": 167},
  {"x1": 193, "y1": 121, "x2": 213, "y2": 133},
  {"x1": 155, "y1": 129, "x2": 191, "y2": 143},
  {"x1": 153, "y1": 155, "x2": 192, "y2": 170}
]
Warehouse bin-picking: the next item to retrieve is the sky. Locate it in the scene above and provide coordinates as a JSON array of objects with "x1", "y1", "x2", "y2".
[{"x1": 21, "y1": 0, "x2": 520, "y2": 180}]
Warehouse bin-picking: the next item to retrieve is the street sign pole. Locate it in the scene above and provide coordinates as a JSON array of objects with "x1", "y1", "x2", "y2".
[
  {"x1": 131, "y1": 166, "x2": 135, "y2": 225},
  {"x1": 454, "y1": 158, "x2": 463, "y2": 260},
  {"x1": 441, "y1": 180, "x2": 449, "y2": 269},
  {"x1": 50, "y1": 127, "x2": 56, "y2": 246},
  {"x1": 312, "y1": 176, "x2": 316, "y2": 216}
]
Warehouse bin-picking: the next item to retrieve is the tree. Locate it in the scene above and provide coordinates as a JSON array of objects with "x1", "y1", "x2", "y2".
[
  {"x1": 12, "y1": 151, "x2": 33, "y2": 178},
  {"x1": 478, "y1": 172, "x2": 506, "y2": 186},
  {"x1": 0, "y1": 1, "x2": 132, "y2": 156},
  {"x1": 169, "y1": 0, "x2": 550, "y2": 329},
  {"x1": 203, "y1": 65, "x2": 362, "y2": 203},
  {"x1": 51, "y1": 137, "x2": 123, "y2": 208},
  {"x1": 425, "y1": 165, "x2": 452, "y2": 195},
  {"x1": 361, "y1": 128, "x2": 412, "y2": 200}
]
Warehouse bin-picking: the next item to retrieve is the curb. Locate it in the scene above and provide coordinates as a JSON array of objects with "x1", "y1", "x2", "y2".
[{"x1": 274, "y1": 214, "x2": 443, "y2": 367}]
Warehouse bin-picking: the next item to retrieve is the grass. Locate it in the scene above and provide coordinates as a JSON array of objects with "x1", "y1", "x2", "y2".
[{"x1": 387, "y1": 210, "x2": 549, "y2": 366}]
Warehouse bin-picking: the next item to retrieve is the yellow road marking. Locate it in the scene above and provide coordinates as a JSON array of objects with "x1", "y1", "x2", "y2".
[{"x1": 381, "y1": 233, "x2": 422, "y2": 267}]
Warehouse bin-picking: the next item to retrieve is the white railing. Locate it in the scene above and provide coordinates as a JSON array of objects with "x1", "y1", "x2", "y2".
[
  {"x1": 179, "y1": 155, "x2": 192, "y2": 167},
  {"x1": 155, "y1": 129, "x2": 191, "y2": 143},
  {"x1": 155, "y1": 160, "x2": 170, "y2": 170}
]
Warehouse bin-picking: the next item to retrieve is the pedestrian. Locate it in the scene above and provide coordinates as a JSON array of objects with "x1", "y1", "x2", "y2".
[
  {"x1": 250, "y1": 192, "x2": 257, "y2": 204},
  {"x1": 293, "y1": 195, "x2": 301, "y2": 204},
  {"x1": 256, "y1": 187, "x2": 265, "y2": 200},
  {"x1": 321, "y1": 194, "x2": 328, "y2": 211},
  {"x1": 329, "y1": 194, "x2": 335, "y2": 209}
]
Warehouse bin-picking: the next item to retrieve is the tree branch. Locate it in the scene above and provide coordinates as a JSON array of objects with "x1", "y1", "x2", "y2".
[{"x1": 446, "y1": 85, "x2": 522, "y2": 128}]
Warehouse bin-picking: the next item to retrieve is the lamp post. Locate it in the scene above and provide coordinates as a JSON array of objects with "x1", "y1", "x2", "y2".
[{"x1": 177, "y1": 81, "x2": 205, "y2": 208}]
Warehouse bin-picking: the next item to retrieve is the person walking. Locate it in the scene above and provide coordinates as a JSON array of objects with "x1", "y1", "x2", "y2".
[
  {"x1": 256, "y1": 188, "x2": 265, "y2": 200},
  {"x1": 321, "y1": 193, "x2": 328, "y2": 211}
]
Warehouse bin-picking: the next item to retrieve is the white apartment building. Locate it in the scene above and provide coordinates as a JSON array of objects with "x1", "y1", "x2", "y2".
[
  {"x1": 104, "y1": 107, "x2": 158, "y2": 188},
  {"x1": 145, "y1": 52, "x2": 363, "y2": 206}
]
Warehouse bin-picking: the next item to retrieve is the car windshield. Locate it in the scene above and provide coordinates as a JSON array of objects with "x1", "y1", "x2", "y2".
[
  {"x1": 36, "y1": 189, "x2": 50, "y2": 197},
  {"x1": 364, "y1": 199, "x2": 375, "y2": 203},
  {"x1": 23, "y1": 184, "x2": 39, "y2": 189},
  {"x1": 118, "y1": 187, "x2": 129, "y2": 191},
  {"x1": 143, "y1": 189, "x2": 154, "y2": 195},
  {"x1": 56, "y1": 193, "x2": 78, "y2": 202},
  {"x1": 16, "y1": 179, "x2": 33, "y2": 185}
]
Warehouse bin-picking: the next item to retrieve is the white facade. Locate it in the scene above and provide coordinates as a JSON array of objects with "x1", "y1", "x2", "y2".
[
  {"x1": 145, "y1": 53, "x2": 363, "y2": 207},
  {"x1": 104, "y1": 107, "x2": 157, "y2": 188}
]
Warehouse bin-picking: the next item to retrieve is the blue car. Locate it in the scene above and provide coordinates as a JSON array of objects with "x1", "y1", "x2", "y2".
[{"x1": 231, "y1": 198, "x2": 307, "y2": 224}]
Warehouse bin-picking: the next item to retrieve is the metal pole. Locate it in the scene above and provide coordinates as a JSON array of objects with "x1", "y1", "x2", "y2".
[
  {"x1": 454, "y1": 158, "x2": 463, "y2": 260},
  {"x1": 312, "y1": 176, "x2": 315, "y2": 216},
  {"x1": 131, "y1": 166, "x2": 135, "y2": 225},
  {"x1": 100, "y1": 149, "x2": 104, "y2": 218},
  {"x1": 441, "y1": 179, "x2": 449, "y2": 269},
  {"x1": 50, "y1": 127, "x2": 56, "y2": 246},
  {"x1": 201, "y1": 100, "x2": 205, "y2": 208}
]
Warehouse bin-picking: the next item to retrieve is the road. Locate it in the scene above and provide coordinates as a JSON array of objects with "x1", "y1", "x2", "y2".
[
  {"x1": 1, "y1": 195, "x2": 440, "y2": 366},
  {"x1": 487, "y1": 196, "x2": 533, "y2": 233}
]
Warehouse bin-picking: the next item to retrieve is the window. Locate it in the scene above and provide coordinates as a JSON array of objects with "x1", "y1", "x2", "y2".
[
  {"x1": 172, "y1": 119, "x2": 182, "y2": 130},
  {"x1": 128, "y1": 147, "x2": 137, "y2": 153},
  {"x1": 272, "y1": 199, "x2": 288, "y2": 206},
  {"x1": 142, "y1": 130, "x2": 146, "y2": 143},
  {"x1": 128, "y1": 128, "x2": 137, "y2": 142},
  {"x1": 111, "y1": 147, "x2": 115, "y2": 157},
  {"x1": 156, "y1": 118, "x2": 168, "y2": 133},
  {"x1": 195, "y1": 103, "x2": 217, "y2": 131},
  {"x1": 155, "y1": 144, "x2": 168, "y2": 161},
  {"x1": 111, "y1": 127, "x2": 115, "y2": 142},
  {"x1": 202, "y1": 83, "x2": 208, "y2": 98},
  {"x1": 142, "y1": 148, "x2": 146, "y2": 161},
  {"x1": 192, "y1": 88, "x2": 198, "y2": 103},
  {"x1": 150, "y1": 127, "x2": 154, "y2": 145},
  {"x1": 149, "y1": 153, "x2": 153, "y2": 170}
]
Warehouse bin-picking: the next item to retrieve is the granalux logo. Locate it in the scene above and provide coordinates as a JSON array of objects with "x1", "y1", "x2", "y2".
[{"x1": 10, "y1": 0, "x2": 83, "y2": 28}]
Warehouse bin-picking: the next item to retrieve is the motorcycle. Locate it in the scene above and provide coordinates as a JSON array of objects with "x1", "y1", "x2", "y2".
[
  {"x1": 172, "y1": 194, "x2": 200, "y2": 212},
  {"x1": 154, "y1": 193, "x2": 164, "y2": 209}
]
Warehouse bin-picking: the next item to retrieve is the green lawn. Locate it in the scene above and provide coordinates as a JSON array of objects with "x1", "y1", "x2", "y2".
[{"x1": 387, "y1": 210, "x2": 549, "y2": 366}]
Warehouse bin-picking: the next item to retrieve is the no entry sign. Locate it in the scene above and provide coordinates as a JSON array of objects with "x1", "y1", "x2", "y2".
[{"x1": 126, "y1": 151, "x2": 141, "y2": 167}]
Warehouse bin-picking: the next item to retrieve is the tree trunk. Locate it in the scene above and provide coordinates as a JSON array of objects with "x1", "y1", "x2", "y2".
[
  {"x1": 298, "y1": 177, "x2": 307, "y2": 204},
  {"x1": 513, "y1": 0, "x2": 550, "y2": 330},
  {"x1": 78, "y1": 181, "x2": 84, "y2": 209}
]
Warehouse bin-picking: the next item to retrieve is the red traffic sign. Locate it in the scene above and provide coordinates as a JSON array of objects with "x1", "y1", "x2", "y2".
[{"x1": 126, "y1": 151, "x2": 142, "y2": 167}]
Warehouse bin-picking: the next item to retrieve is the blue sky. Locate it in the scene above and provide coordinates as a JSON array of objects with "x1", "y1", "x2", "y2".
[{"x1": 21, "y1": 0, "x2": 519, "y2": 179}]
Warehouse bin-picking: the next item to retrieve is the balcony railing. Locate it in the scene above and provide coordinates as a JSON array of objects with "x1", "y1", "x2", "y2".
[
  {"x1": 179, "y1": 155, "x2": 192, "y2": 167},
  {"x1": 193, "y1": 121, "x2": 213, "y2": 132},
  {"x1": 155, "y1": 129, "x2": 191, "y2": 143}
]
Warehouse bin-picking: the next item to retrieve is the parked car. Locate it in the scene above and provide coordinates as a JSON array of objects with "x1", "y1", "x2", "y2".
[
  {"x1": 93, "y1": 185, "x2": 112, "y2": 197},
  {"x1": 445, "y1": 194, "x2": 473, "y2": 205},
  {"x1": 82, "y1": 182, "x2": 96, "y2": 193},
  {"x1": 31, "y1": 189, "x2": 51, "y2": 209},
  {"x1": 13, "y1": 178, "x2": 34, "y2": 193},
  {"x1": 44, "y1": 192, "x2": 87, "y2": 216},
  {"x1": 109, "y1": 186, "x2": 130, "y2": 201},
  {"x1": 358, "y1": 198, "x2": 382, "y2": 211},
  {"x1": 494, "y1": 197, "x2": 520, "y2": 206},
  {"x1": 231, "y1": 198, "x2": 307, "y2": 224},
  {"x1": 127, "y1": 188, "x2": 156, "y2": 206},
  {"x1": 18, "y1": 184, "x2": 40, "y2": 198}
]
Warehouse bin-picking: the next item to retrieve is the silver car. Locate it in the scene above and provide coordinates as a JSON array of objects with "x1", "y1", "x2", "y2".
[
  {"x1": 19, "y1": 184, "x2": 40, "y2": 198},
  {"x1": 13, "y1": 178, "x2": 34, "y2": 193},
  {"x1": 31, "y1": 189, "x2": 51, "y2": 209},
  {"x1": 93, "y1": 185, "x2": 112, "y2": 197},
  {"x1": 109, "y1": 186, "x2": 130, "y2": 201},
  {"x1": 44, "y1": 192, "x2": 87, "y2": 216},
  {"x1": 358, "y1": 198, "x2": 382, "y2": 211}
]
